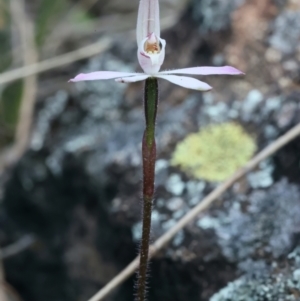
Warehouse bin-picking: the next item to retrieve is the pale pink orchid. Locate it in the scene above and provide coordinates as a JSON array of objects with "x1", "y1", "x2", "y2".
[{"x1": 69, "y1": 0, "x2": 244, "y2": 91}]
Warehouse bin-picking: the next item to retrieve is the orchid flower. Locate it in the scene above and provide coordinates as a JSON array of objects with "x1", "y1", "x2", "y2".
[
  {"x1": 69, "y1": 0, "x2": 243, "y2": 91},
  {"x1": 72, "y1": 2, "x2": 244, "y2": 301}
]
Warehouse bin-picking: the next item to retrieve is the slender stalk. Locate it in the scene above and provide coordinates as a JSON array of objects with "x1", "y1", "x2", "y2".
[{"x1": 136, "y1": 78, "x2": 158, "y2": 301}]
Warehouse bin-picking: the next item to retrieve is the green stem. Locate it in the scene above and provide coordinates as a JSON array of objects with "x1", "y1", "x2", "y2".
[{"x1": 136, "y1": 78, "x2": 158, "y2": 301}]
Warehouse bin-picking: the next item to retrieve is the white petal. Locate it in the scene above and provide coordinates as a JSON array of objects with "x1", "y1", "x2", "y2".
[
  {"x1": 115, "y1": 75, "x2": 150, "y2": 83},
  {"x1": 159, "y1": 66, "x2": 244, "y2": 76},
  {"x1": 136, "y1": 0, "x2": 160, "y2": 46},
  {"x1": 69, "y1": 71, "x2": 140, "y2": 82},
  {"x1": 156, "y1": 75, "x2": 212, "y2": 91}
]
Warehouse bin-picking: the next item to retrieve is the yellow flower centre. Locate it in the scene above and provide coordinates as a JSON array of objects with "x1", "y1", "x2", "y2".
[{"x1": 144, "y1": 33, "x2": 161, "y2": 54}]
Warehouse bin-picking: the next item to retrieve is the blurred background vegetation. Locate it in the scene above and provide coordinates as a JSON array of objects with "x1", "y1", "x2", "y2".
[{"x1": 0, "y1": 0, "x2": 97, "y2": 147}]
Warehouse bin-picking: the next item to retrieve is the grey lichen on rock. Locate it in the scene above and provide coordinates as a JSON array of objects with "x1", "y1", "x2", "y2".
[
  {"x1": 199, "y1": 179, "x2": 300, "y2": 262},
  {"x1": 191, "y1": 0, "x2": 245, "y2": 31},
  {"x1": 269, "y1": 10, "x2": 300, "y2": 55},
  {"x1": 210, "y1": 247, "x2": 300, "y2": 301}
]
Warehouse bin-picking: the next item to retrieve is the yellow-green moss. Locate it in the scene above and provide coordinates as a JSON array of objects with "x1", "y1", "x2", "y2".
[{"x1": 171, "y1": 122, "x2": 256, "y2": 182}]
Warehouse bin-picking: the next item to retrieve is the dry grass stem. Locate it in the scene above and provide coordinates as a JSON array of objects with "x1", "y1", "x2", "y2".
[
  {"x1": 10, "y1": 0, "x2": 38, "y2": 163},
  {"x1": 0, "y1": 0, "x2": 39, "y2": 173},
  {"x1": 87, "y1": 122, "x2": 300, "y2": 301},
  {"x1": 0, "y1": 235, "x2": 36, "y2": 260},
  {"x1": 42, "y1": 0, "x2": 101, "y2": 55},
  {"x1": 0, "y1": 38, "x2": 112, "y2": 87}
]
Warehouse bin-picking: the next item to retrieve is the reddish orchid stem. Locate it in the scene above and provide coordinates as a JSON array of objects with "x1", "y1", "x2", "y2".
[{"x1": 136, "y1": 78, "x2": 158, "y2": 301}]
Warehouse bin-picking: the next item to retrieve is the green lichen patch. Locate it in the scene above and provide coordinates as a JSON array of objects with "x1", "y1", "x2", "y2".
[{"x1": 171, "y1": 122, "x2": 256, "y2": 182}]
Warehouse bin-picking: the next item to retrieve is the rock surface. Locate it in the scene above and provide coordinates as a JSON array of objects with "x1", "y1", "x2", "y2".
[{"x1": 1, "y1": 0, "x2": 300, "y2": 301}]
